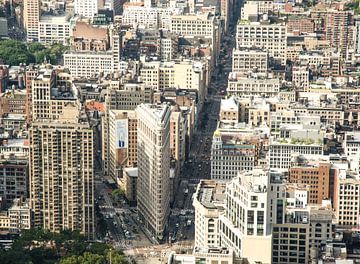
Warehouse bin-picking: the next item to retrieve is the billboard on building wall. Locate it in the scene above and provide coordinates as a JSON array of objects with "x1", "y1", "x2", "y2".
[{"x1": 116, "y1": 119, "x2": 128, "y2": 149}]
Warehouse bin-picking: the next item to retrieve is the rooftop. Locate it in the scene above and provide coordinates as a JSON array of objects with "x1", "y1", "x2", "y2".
[
  {"x1": 220, "y1": 97, "x2": 238, "y2": 112},
  {"x1": 137, "y1": 103, "x2": 170, "y2": 123},
  {"x1": 40, "y1": 12, "x2": 72, "y2": 23},
  {"x1": 124, "y1": 167, "x2": 138, "y2": 178},
  {"x1": 236, "y1": 168, "x2": 268, "y2": 193},
  {"x1": 195, "y1": 180, "x2": 225, "y2": 209},
  {"x1": 51, "y1": 87, "x2": 77, "y2": 100}
]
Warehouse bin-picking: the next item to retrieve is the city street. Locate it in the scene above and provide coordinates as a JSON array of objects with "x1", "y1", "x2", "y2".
[
  {"x1": 95, "y1": 14, "x2": 238, "y2": 264},
  {"x1": 165, "y1": 24, "x2": 237, "y2": 253}
]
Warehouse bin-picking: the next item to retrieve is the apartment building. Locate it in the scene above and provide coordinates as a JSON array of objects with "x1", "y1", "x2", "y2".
[
  {"x1": 122, "y1": 6, "x2": 174, "y2": 29},
  {"x1": 236, "y1": 20, "x2": 287, "y2": 64},
  {"x1": 325, "y1": 10, "x2": 353, "y2": 57},
  {"x1": 139, "y1": 60, "x2": 207, "y2": 103},
  {"x1": 219, "y1": 97, "x2": 239, "y2": 126},
  {"x1": 29, "y1": 108, "x2": 94, "y2": 239},
  {"x1": 8, "y1": 198, "x2": 32, "y2": 232},
  {"x1": 31, "y1": 68, "x2": 79, "y2": 121},
  {"x1": 0, "y1": 89, "x2": 26, "y2": 117},
  {"x1": 171, "y1": 13, "x2": 216, "y2": 38},
  {"x1": 0, "y1": 114, "x2": 26, "y2": 131},
  {"x1": 38, "y1": 13, "x2": 74, "y2": 45},
  {"x1": 169, "y1": 107, "x2": 187, "y2": 199},
  {"x1": 333, "y1": 173, "x2": 360, "y2": 227},
  {"x1": 354, "y1": 17, "x2": 360, "y2": 55},
  {"x1": 289, "y1": 158, "x2": 331, "y2": 205},
  {"x1": 227, "y1": 73, "x2": 280, "y2": 97},
  {"x1": 292, "y1": 65, "x2": 310, "y2": 92},
  {"x1": 269, "y1": 111, "x2": 319, "y2": 134},
  {"x1": 170, "y1": 13, "x2": 220, "y2": 57},
  {"x1": 24, "y1": 0, "x2": 40, "y2": 41},
  {"x1": 241, "y1": 0, "x2": 274, "y2": 20},
  {"x1": 0, "y1": 65, "x2": 8, "y2": 93},
  {"x1": 64, "y1": 50, "x2": 114, "y2": 78},
  {"x1": 342, "y1": 132, "x2": 360, "y2": 173},
  {"x1": 74, "y1": 0, "x2": 98, "y2": 18},
  {"x1": 232, "y1": 49, "x2": 268, "y2": 74},
  {"x1": 160, "y1": 31, "x2": 178, "y2": 61},
  {"x1": 25, "y1": 65, "x2": 39, "y2": 123},
  {"x1": 0, "y1": 198, "x2": 31, "y2": 233},
  {"x1": 0, "y1": 139, "x2": 29, "y2": 158},
  {"x1": 287, "y1": 16, "x2": 314, "y2": 34},
  {"x1": 71, "y1": 20, "x2": 110, "y2": 51},
  {"x1": 136, "y1": 103, "x2": 171, "y2": 239},
  {"x1": 292, "y1": 105, "x2": 345, "y2": 126},
  {"x1": 298, "y1": 52, "x2": 332, "y2": 70},
  {"x1": 0, "y1": 153, "x2": 28, "y2": 208},
  {"x1": 219, "y1": 169, "x2": 272, "y2": 263},
  {"x1": 237, "y1": 97, "x2": 271, "y2": 127},
  {"x1": 269, "y1": 175, "x2": 333, "y2": 264},
  {"x1": 269, "y1": 124, "x2": 324, "y2": 169},
  {"x1": 211, "y1": 129, "x2": 263, "y2": 181},
  {"x1": 193, "y1": 180, "x2": 225, "y2": 249}
]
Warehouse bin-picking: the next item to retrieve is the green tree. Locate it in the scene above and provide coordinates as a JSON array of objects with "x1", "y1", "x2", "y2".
[
  {"x1": 0, "y1": 39, "x2": 34, "y2": 65},
  {"x1": 0, "y1": 229, "x2": 129, "y2": 264},
  {"x1": 111, "y1": 188, "x2": 125, "y2": 201},
  {"x1": 28, "y1": 42, "x2": 46, "y2": 54},
  {"x1": 107, "y1": 251, "x2": 129, "y2": 264},
  {"x1": 89, "y1": 242, "x2": 110, "y2": 255}
]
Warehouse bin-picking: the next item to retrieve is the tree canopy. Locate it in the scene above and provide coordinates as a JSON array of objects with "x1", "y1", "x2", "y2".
[
  {"x1": 0, "y1": 40, "x2": 68, "y2": 66},
  {"x1": 0, "y1": 39, "x2": 34, "y2": 65},
  {"x1": 0, "y1": 228, "x2": 129, "y2": 264}
]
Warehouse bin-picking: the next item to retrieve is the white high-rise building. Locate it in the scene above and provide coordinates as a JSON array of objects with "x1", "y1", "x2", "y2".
[
  {"x1": 136, "y1": 103, "x2": 171, "y2": 239},
  {"x1": 74, "y1": 0, "x2": 98, "y2": 19},
  {"x1": 193, "y1": 180, "x2": 225, "y2": 249},
  {"x1": 219, "y1": 168, "x2": 272, "y2": 263}
]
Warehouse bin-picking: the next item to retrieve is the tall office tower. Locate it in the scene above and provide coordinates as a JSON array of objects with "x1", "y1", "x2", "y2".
[
  {"x1": 136, "y1": 103, "x2": 171, "y2": 239},
  {"x1": 29, "y1": 107, "x2": 94, "y2": 239},
  {"x1": 23, "y1": 0, "x2": 40, "y2": 41},
  {"x1": 325, "y1": 10, "x2": 353, "y2": 57},
  {"x1": 74, "y1": 0, "x2": 98, "y2": 18}
]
